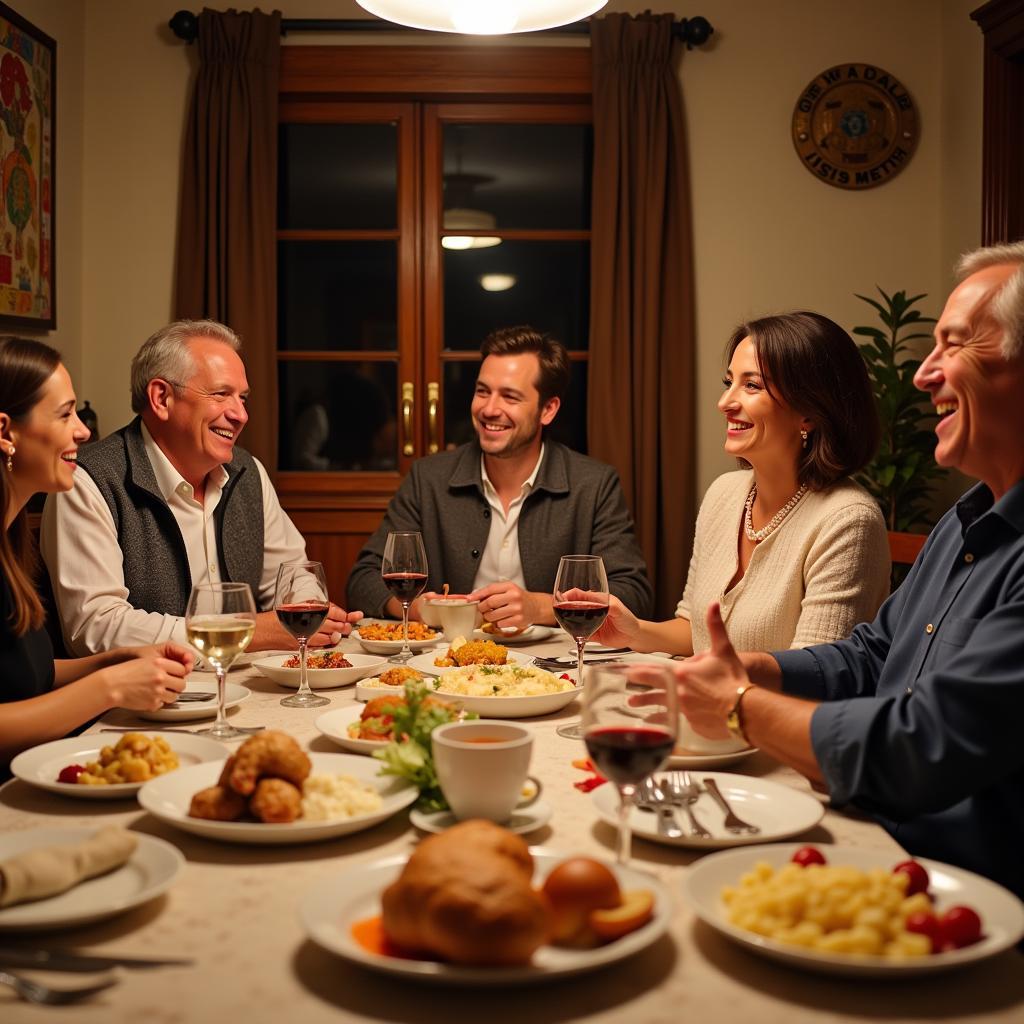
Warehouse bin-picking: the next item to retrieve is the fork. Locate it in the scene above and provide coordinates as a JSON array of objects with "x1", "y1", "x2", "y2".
[
  {"x1": 666, "y1": 771, "x2": 712, "y2": 838},
  {"x1": 632, "y1": 776, "x2": 684, "y2": 839},
  {"x1": 701, "y1": 777, "x2": 761, "y2": 834},
  {"x1": 0, "y1": 969, "x2": 117, "y2": 1005}
]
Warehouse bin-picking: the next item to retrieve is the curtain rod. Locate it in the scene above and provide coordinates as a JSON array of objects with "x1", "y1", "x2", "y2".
[{"x1": 168, "y1": 11, "x2": 715, "y2": 49}]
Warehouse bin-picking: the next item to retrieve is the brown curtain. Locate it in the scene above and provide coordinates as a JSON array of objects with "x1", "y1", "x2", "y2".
[
  {"x1": 588, "y1": 13, "x2": 696, "y2": 619},
  {"x1": 174, "y1": 7, "x2": 281, "y2": 469}
]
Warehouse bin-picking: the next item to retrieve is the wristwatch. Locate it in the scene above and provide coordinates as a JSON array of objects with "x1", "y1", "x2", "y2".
[{"x1": 725, "y1": 684, "x2": 757, "y2": 744}]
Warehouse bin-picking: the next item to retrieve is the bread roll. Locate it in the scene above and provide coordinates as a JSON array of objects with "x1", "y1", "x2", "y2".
[{"x1": 381, "y1": 819, "x2": 548, "y2": 965}]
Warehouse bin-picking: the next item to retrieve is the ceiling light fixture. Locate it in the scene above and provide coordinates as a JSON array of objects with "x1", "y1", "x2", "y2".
[
  {"x1": 356, "y1": 1, "x2": 609, "y2": 35},
  {"x1": 479, "y1": 274, "x2": 517, "y2": 292}
]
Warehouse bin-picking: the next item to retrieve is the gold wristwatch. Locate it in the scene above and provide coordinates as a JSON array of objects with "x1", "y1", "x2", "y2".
[{"x1": 725, "y1": 684, "x2": 756, "y2": 744}]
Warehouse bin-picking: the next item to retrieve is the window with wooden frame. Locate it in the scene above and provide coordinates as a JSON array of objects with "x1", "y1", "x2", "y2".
[{"x1": 274, "y1": 46, "x2": 594, "y2": 586}]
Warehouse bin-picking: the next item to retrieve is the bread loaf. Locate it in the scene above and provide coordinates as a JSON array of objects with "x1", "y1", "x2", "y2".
[{"x1": 381, "y1": 819, "x2": 548, "y2": 965}]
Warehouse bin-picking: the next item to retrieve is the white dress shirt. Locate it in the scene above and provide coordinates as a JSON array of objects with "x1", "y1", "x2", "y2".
[
  {"x1": 471, "y1": 445, "x2": 545, "y2": 592},
  {"x1": 40, "y1": 423, "x2": 308, "y2": 656}
]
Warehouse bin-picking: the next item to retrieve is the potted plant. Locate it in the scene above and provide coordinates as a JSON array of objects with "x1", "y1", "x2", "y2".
[{"x1": 853, "y1": 288, "x2": 945, "y2": 532}]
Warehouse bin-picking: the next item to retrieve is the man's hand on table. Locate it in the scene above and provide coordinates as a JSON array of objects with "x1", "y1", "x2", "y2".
[
  {"x1": 470, "y1": 581, "x2": 554, "y2": 629},
  {"x1": 248, "y1": 605, "x2": 363, "y2": 651}
]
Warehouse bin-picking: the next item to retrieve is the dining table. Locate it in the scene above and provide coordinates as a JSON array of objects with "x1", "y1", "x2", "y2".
[{"x1": 1, "y1": 628, "x2": 1022, "y2": 1022}]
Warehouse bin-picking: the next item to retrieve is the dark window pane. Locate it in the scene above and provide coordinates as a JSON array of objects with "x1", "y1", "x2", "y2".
[
  {"x1": 442, "y1": 123, "x2": 592, "y2": 230},
  {"x1": 278, "y1": 123, "x2": 397, "y2": 229},
  {"x1": 278, "y1": 361, "x2": 397, "y2": 472},
  {"x1": 443, "y1": 241, "x2": 589, "y2": 351},
  {"x1": 278, "y1": 241, "x2": 397, "y2": 351},
  {"x1": 442, "y1": 359, "x2": 587, "y2": 454}
]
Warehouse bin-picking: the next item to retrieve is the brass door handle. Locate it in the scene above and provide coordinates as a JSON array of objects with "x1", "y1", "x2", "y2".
[
  {"x1": 401, "y1": 381, "x2": 414, "y2": 456},
  {"x1": 427, "y1": 382, "x2": 439, "y2": 454}
]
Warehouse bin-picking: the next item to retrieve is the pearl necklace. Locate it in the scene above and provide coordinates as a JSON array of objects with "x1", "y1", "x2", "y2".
[{"x1": 743, "y1": 483, "x2": 808, "y2": 543}]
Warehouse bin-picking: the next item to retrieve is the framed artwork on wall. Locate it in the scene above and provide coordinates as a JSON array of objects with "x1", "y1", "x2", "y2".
[{"x1": 0, "y1": 2, "x2": 54, "y2": 328}]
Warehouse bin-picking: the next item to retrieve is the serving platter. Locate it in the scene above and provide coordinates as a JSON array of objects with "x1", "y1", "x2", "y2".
[
  {"x1": 137, "y1": 752, "x2": 416, "y2": 844},
  {"x1": 683, "y1": 844, "x2": 1024, "y2": 977},
  {"x1": 300, "y1": 849, "x2": 671, "y2": 984},
  {"x1": 403, "y1": 650, "x2": 535, "y2": 676}
]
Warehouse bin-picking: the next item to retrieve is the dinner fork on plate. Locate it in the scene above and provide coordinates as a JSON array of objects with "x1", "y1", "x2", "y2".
[
  {"x1": 0, "y1": 969, "x2": 117, "y2": 1005},
  {"x1": 701, "y1": 777, "x2": 760, "y2": 834},
  {"x1": 665, "y1": 771, "x2": 712, "y2": 838}
]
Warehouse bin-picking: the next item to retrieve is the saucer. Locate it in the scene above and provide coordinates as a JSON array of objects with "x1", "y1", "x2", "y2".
[{"x1": 409, "y1": 800, "x2": 553, "y2": 836}]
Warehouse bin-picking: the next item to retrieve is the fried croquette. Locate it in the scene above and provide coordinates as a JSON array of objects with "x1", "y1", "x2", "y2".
[
  {"x1": 188, "y1": 785, "x2": 247, "y2": 821},
  {"x1": 434, "y1": 639, "x2": 508, "y2": 668},
  {"x1": 227, "y1": 731, "x2": 311, "y2": 796},
  {"x1": 249, "y1": 778, "x2": 303, "y2": 823}
]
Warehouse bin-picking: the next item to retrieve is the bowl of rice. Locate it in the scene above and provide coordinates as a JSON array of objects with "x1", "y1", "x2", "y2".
[{"x1": 428, "y1": 664, "x2": 580, "y2": 718}]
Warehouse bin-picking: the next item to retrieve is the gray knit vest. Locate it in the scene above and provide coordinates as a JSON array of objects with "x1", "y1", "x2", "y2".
[{"x1": 76, "y1": 418, "x2": 265, "y2": 616}]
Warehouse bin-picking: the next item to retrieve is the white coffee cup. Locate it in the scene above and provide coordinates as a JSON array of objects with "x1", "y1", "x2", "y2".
[
  {"x1": 426, "y1": 597, "x2": 482, "y2": 640},
  {"x1": 432, "y1": 720, "x2": 541, "y2": 822},
  {"x1": 676, "y1": 712, "x2": 748, "y2": 755}
]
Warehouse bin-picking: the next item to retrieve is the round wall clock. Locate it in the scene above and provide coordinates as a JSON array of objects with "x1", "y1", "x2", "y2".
[{"x1": 791, "y1": 63, "x2": 918, "y2": 190}]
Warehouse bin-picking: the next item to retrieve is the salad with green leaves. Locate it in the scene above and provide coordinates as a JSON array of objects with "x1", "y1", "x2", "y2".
[{"x1": 373, "y1": 680, "x2": 475, "y2": 811}]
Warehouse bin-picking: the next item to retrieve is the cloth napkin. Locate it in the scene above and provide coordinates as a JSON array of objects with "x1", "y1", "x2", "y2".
[{"x1": 0, "y1": 825, "x2": 138, "y2": 908}]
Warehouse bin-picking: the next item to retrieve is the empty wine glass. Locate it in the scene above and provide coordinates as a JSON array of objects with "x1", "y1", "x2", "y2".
[
  {"x1": 382, "y1": 531, "x2": 429, "y2": 663},
  {"x1": 185, "y1": 582, "x2": 257, "y2": 740},
  {"x1": 583, "y1": 662, "x2": 678, "y2": 864},
  {"x1": 274, "y1": 560, "x2": 330, "y2": 709},
  {"x1": 553, "y1": 554, "x2": 609, "y2": 740}
]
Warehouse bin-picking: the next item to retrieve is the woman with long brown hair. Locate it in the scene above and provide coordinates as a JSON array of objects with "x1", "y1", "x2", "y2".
[{"x1": 0, "y1": 337, "x2": 193, "y2": 767}]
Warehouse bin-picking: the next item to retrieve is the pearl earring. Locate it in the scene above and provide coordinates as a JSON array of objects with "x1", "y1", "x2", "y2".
[
  {"x1": 5, "y1": 445, "x2": 13, "y2": 472},
  {"x1": 800, "y1": 429, "x2": 809, "y2": 449}
]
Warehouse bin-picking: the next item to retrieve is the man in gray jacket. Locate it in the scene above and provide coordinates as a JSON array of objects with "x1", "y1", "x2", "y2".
[{"x1": 346, "y1": 326, "x2": 652, "y2": 627}]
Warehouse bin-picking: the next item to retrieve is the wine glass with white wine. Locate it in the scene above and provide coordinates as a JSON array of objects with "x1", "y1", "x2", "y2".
[{"x1": 185, "y1": 582, "x2": 257, "y2": 740}]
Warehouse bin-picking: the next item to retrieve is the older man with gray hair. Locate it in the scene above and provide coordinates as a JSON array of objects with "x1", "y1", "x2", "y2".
[
  {"x1": 641, "y1": 242, "x2": 1024, "y2": 900},
  {"x1": 42, "y1": 319, "x2": 360, "y2": 655}
]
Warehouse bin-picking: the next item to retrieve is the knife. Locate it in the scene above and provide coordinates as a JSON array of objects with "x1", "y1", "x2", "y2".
[{"x1": 0, "y1": 948, "x2": 193, "y2": 972}]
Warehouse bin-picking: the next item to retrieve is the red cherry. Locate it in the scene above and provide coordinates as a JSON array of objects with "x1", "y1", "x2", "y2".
[
  {"x1": 939, "y1": 905, "x2": 983, "y2": 949},
  {"x1": 893, "y1": 859, "x2": 930, "y2": 896},
  {"x1": 559, "y1": 673, "x2": 572, "y2": 681},
  {"x1": 791, "y1": 846, "x2": 827, "y2": 867},
  {"x1": 57, "y1": 763, "x2": 85, "y2": 784},
  {"x1": 904, "y1": 910, "x2": 942, "y2": 952}
]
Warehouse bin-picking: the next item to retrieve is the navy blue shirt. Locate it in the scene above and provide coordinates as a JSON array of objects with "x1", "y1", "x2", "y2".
[{"x1": 775, "y1": 480, "x2": 1024, "y2": 899}]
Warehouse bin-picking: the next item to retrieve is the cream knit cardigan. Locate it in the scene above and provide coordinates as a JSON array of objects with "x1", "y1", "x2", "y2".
[{"x1": 676, "y1": 470, "x2": 890, "y2": 653}]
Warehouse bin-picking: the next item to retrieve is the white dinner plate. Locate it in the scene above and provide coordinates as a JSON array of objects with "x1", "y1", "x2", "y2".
[
  {"x1": 667, "y1": 746, "x2": 759, "y2": 770},
  {"x1": 134, "y1": 676, "x2": 251, "y2": 721},
  {"x1": 409, "y1": 800, "x2": 553, "y2": 836},
  {"x1": 472, "y1": 625, "x2": 555, "y2": 645},
  {"x1": 10, "y1": 733, "x2": 227, "y2": 800},
  {"x1": 591, "y1": 771, "x2": 824, "y2": 849},
  {"x1": 0, "y1": 828, "x2": 185, "y2": 932},
  {"x1": 684, "y1": 843, "x2": 1024, "y2": 977},
  {"x1": 315, "y1": 705, "x2": 388, "y2": 755},
  {"x1": 300, "y1": 848, "x2": 671, "y2": 984},
  {"x1": 351, "y1": 628, "x2": 441, "y2": 655},
  {"x1": 252, "y1": 651, "x2": 386, "y2": 689},
  {"x1": 137, "y1": 752, "x2": 416, "y2": 844},
  {"x1": 404, "y1": 650, "x2": 535, "y2": 677}
]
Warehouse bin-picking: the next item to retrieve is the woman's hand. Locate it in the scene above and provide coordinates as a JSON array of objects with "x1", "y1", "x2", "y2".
[
  {"x1": 121, "y1": 642, "x2": 195, "y2": 673},
  {"x1": 591, "y1": 594, "x2": 642, "y2": 649},
  {"x1": 101, "y1": 654, "x2": 190, "y2": 712}
]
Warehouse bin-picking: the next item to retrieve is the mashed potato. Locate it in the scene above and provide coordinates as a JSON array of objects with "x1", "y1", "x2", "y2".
[
  {"x1": 433, "y1": 664, "x2": 574, "y2": 698},
  {"x1": 300, "y1": 773, "x2": 383, "y2": 820}
]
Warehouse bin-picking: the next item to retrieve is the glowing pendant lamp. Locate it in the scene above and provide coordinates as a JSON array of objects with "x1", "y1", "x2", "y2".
[{"x1": 356, "y1": 1, "x2": 609, "y2": 35}]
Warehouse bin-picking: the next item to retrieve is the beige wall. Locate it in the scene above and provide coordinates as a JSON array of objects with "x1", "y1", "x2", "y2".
[{"x1": 39, "y1": 0, "x2": 984, "y2": 499}]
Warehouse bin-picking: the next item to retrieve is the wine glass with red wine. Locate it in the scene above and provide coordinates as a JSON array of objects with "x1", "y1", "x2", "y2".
[
  {"x1": 553, "y1": 554, "x2": 610, "y2": 740},
  {"x1": 274, "y1": 560, "x2": 331, "y2": 708},
  {"x1": 583, "y1": 662, "x2": 678, "y2": 864},
  {"x1": 382, "y1": 531, "x2": 429, "y2": 664}
]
